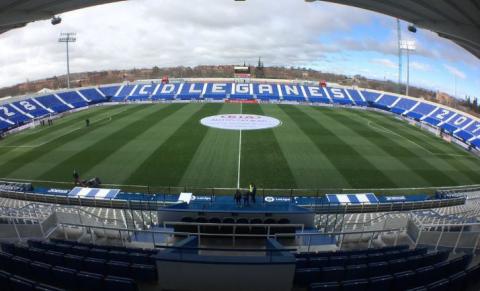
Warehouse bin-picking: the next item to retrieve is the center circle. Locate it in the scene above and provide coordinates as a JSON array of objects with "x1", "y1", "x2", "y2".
[{"x1": 200, "y1": 114, "x2": 282, "y2": 131}]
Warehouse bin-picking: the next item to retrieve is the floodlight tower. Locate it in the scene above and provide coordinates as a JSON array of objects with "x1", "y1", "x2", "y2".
[
  {"x1": 400, "y1": 40, "x2": 416, "y2": 96},
  {"x1": 396, "y1": 19, "x2": 402, "y2": 94},
  {"x1": 58, "y1": 32, "x2": 77, "y2": 88}
]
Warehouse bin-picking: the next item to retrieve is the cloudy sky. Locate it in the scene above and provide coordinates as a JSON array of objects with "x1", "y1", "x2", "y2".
[{"x1": 0, "y1": 0, "x2": 479, "y2": 98}]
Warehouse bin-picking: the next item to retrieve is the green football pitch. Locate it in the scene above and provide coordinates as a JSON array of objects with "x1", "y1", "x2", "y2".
[{"x1": 1, "y1": 103, "x2": 480, "y2": 194}]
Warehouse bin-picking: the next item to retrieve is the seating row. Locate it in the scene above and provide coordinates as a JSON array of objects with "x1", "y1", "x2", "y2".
[
  {"x1": 0, "y1": 262, "x2": 137, "y2": 291},
  {"x1": 0, "y1": 248, "x2": 156, "y2": 282},
  {"x1": 295, "y1": 245, "x2": 409, "y2": 258},
  {"x1": 295, "y1": 252, "x2": 469, "y2": 286},
  {"x1": 296, "y1": 247, "x2": 430, "y2": 268},
  {"x1": 23, "y1": 240, "x2": 155, "y2": 264},
  {"x1": 309, "y1": 263, "x2": 480, "y2": 291},
  {"x1": 49, "y1": 238, "x2": 158, "y2": 255}
]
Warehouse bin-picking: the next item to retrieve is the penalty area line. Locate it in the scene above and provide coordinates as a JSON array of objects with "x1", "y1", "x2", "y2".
[
  {"x1": 0, "y1": 109, "x2": 120, "y2": 149},
  {"x1": 365, "y1": 120, "x2": 466, "y2": 157}
]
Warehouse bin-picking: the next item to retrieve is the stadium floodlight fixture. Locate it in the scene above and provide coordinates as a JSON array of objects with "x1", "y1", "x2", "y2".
[
  {"x1": 58, "y1": 32, "x2": 77, "y2": 89},
  {"x1": 51, "y1": 16, "x2": 62, "y2": 25},
  {"x1": 400, "y1": 40, "x2": 416, "y2": 96},
  {"x1": 408, "y1": 24, "x2": 417, "y2": 33}
]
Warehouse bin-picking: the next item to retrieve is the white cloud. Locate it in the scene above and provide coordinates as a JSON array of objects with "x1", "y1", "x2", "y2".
[
  {"x1": 0, "y1": 0, "x2": 478, "y2": 94},
  {"x1": 410, "y1": 61, "x2": 430, "y2": 71},
  {"x1": 371, "y1": 58, "x2": 397, "y2": 69},
  {"x1": 0, "y1": 0, "x2": 373, "y2": 87},
  {"x1": 443, "y1": 64, "x2": 466, "y2": 79}
]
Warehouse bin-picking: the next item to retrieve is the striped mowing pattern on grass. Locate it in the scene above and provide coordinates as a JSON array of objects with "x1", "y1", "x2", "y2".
[{"x1": 1, "y1": 103, "x2": 480, "y2": 191}]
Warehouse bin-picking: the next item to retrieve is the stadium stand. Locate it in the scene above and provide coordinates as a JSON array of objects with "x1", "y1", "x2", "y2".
[
  {"x1": 293, "y1": 245, "x2": 477, "y2": 291},
  {"x1": 373, "y1": 94, "x2": 399, "y2": 110},
  {"x1": 11, "y1": 99, "x2": 51, "y2": 118},
  {"x1": 0, "y1": 238, "x2": 158, "y2": 291},
  {"x1": 35, "y1": 94, "x2": 72, "y2": 113},
  {"x1": 78, "y1": 88, "x2": 107, "y2": 103},
  {"x1": 55, "y1": 92, "x2": 88, "y2": 108}
]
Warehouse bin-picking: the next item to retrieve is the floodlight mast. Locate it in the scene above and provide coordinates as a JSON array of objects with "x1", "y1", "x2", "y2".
[
  {"x1": 58, "y1": 32, "x2": 77, "y2": 89},
  {"x1": 400, "y1": 40, "x2": 415, "y2": 96}
]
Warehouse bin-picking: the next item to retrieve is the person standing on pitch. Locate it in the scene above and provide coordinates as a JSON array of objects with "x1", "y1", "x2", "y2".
[
  {"x1": 85, "y1": 119, "x2": 90, "y2": 127},
  {"x1": 248, "y1": 182, "x2": 256, "y2": 204},
  {"x1": 73, "y1": 169, "x2": 80, "y2": 186},
  {"x1": 251, "y1": 183, "x2": 257, "y2": 204},
  {"x1": 234, "y1": 189, "x2": 242, "y2": 206},
  {"x1": 243, "y1": 190, "x2": 249, "y2": 207}
]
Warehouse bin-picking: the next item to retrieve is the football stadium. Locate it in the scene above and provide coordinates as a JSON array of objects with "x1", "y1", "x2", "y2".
[{"x1": 0, "y1": 1, "x2": 480, "y2": 291}]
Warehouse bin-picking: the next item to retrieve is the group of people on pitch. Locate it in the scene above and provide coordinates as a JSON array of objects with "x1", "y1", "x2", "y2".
[{"x1": 234, "y1": 183, "x2": 257, "y2": 207}]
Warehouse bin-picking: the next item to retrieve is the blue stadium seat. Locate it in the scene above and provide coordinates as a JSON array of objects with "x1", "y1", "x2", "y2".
[
  {"x1": 1, "y1": 242, "x2": 16, "y2": 254},
  {"x1": 421, "y1": 252, "x2": 441, "y2": 266},
  {"x1": 14, "y1": 245, "x2": 30, "y2": 258},
  {"x1": 295, "y1": 268, "x2": 321, "y2": 285},
  {"x1": 107, "y1": 260, "x2": 131, "y2": 278},
  {"x1": 309, "y1": 281, "x2": 340, "y2": 291},
  {"x1": 367, "y1": 261, "x2": 388, "y2": 277},
  {"x1": 366, "y1": 253, "x2": 384, "y2": 263},
  {"x1": 411, "y1": 247, "x2": 428, "y2": 256},
  {"x1": 349, "y1": 254, "x2": 368, "y2": 265},
  {"x1": 77, "y1": 271, "x2": 104, "y2": 291},
  {"x1": 79, "y1": 88, "x2": 106, "y2": 103},
  {"x1": 367, "y1": 275, "x2": 393, "y2": 291},
  {"x1": 30, "y1": 261, "x2": 52, "y2": 283},
  {"x1": 329, "y1": 256, "x2": 347, "y2": 267},
  {"x1": 35, "y1": 283, "x2": 66, "y2": 291},
  {"x1": 90, "y1": 248, "x2": 109, "y2": 260},
  {"x1": 130, "y1": 263, "x2": 157, "y2": 281},
  {"x1": 320, "y1": 266, "x2": 344, "y2": 282},
  {"x1": 44, "y1": 251, "x2": 64, "y2": 266},
  {"x1": 63, "y1": 254, "x2": 83, "y2": 270},
  {"x1": 109, "y1": 250, "x2": 130, "y2": 262},
  {"x1": 388, "y1": 258, "x2": 406, "y2": 273},
  {"x1": 448, "y1": 271, "x2": 466, "y2": 291},
  {"x1": 342, "y1": 278, "x2": 368, "y2": 291},
  {"x1": 0, "y1": 270, "x2": 10, "y2": 286},
  {"x1": 9, "y1": 275, "x2": 36, "y2": 291},
  {"x1": 28, "y1": 248, "x2": 45, "y2": 262},
  {"x1": 426, "y1": 279, "x2": 449, "y2": 291},
  {"x1": 129, "y1": 252, "x2": 151, "y2": 264},
  {"x1": 35, "y1": 95, "x2": 71, "y2": 113},
  {"x1": 383, "y1": 250, "x2": 401, "y2": 261},
  {"x1": 432, "y1": 261, "x2": 450, "y2": 280},
  {"x1": 406, "y1": 255, "x2": 423, "y2": 267},
  {"x1": 53, "y1": 243, "x2": 72, "y2": 254},
  {"x1": 104, "y1": 275, "x2": 138, "y2": 291},
  {"x1": 0, "y1": 251, "x2": 13, "y2": 270},
  {"x1": 345, "y1": 264, "x2": 367, "y2": 280},
  {"x1": 12, "y1": 256, "x2": 31, "y2": 277},
  {"x1": 309, "y1": 257, "x2": 328, "y2": 268},
  {"x1": 51, "y1": 266, "x2": 77, "y2": 289},
  {"x1": 414, "y1": 265, "x2": 435, "y2": 286},
  {"x1": 393, "y1": 270, "x2": 415, "y2": 290},
  {"x1": 466, "y1": 263, "x2": 480, "y2": 289},
  {"x1": 83, "y1": 257, "x2": 106, "y2": 275},
  {"x1": 71, "y1": 246, "x2": 90, "y2": 257}
]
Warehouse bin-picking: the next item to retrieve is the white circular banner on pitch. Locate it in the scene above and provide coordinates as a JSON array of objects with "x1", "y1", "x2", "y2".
[{"x1": 200, "y1": 114, "x2": 281, "y2": 131}]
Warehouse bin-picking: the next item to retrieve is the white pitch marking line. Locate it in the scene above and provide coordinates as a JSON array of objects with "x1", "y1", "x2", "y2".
[
  {"x1": 236, "y1": 103, "x2": 243, "y2": 189},
  {"x1": 0, "y1": 127, "x2": 83, "y2": 148},
  {"x1": 366, "y1": 120, "x2": 467, "y2": 157},
  {"x1": 0, "y1": 109, "x2": 121, "y2": 149}
]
